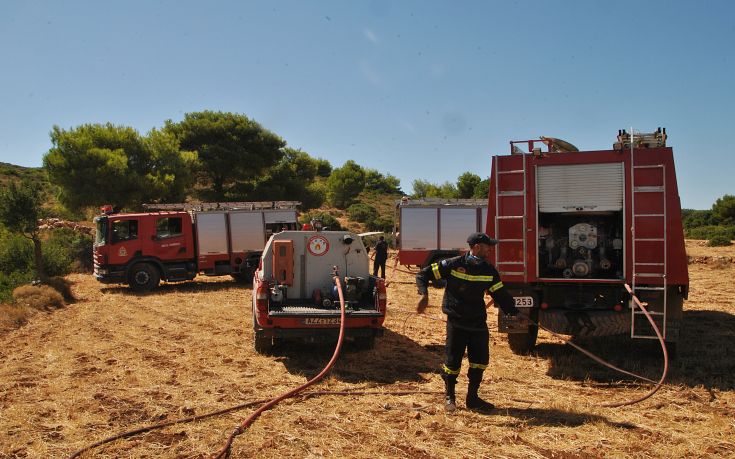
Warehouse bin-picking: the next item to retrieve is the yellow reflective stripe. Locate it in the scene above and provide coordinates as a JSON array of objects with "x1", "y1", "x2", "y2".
[
  {"x1": 450, "y1": 270, "x2": 494, "y2": 282},
  {"x1": 469, "y1": 362, "x2": 488, "y2": 370},
  {"x1": 431, "y1": 263, "x2": 441, "y2": 280},
  {"x1": 489, "y1": 281, "x2": 504, "y2": 292},
  {"x1": 442, "y1": 364, "x2": 461, "y2": 375}
]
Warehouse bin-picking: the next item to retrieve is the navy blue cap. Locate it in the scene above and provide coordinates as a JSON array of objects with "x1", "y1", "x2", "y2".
[{"x1": 467, "y1": 232, "x2": 498, "y2": 246}]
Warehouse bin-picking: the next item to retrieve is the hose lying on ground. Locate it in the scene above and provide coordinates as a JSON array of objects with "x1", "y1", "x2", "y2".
[{"x1": 69, "y1": 281, "x2": 669, "y2": 457}]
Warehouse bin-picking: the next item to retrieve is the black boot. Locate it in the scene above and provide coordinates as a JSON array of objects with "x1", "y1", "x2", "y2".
[
  {"x1": 442, "y1": 374, "x2": 457, "y2": 412},
  {"x1": 466, "y1": 368, "x2": 494, "y2": 412}
]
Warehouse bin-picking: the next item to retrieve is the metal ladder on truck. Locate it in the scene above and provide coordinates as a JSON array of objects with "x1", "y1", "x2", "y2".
[
  {"x1": 630, "y1": 136, "x2": 668, "y2": 340},
  {"x1": 494, "y1": 153, "x2": 528, "y2": 282}
]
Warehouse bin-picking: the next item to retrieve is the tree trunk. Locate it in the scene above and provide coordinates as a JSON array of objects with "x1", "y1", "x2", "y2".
[{"x1": 32, "y1": 236, "x2": 47, "y2": 282}]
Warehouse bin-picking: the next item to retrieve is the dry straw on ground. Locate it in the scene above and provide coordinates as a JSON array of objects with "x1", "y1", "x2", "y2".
[{"x1": 0, "y1": 240, "x2": 734, "y2": 458}]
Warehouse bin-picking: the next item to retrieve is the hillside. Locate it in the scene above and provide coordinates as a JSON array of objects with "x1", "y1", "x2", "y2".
[
  {"x1": 0, "y1": 242, "x2": 733, "y2": 457},
  {"x1": 0, "y1": 162, "x2": 48, "y2": 187}
]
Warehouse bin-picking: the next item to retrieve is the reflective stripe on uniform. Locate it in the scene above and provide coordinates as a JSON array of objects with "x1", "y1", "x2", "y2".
[
  {"x1": 489, "y1": 281, "x2": 504, "y2": 292},
  {"x1": 442, "y1": 364, "x2": 461, "y2": 375},
  {"x1": 432, "y1": 263, "x2": 441, "y2": 280},
  {"x1": 450, "y1": 270, "x2": 494, "y2": 282},
  {"x1": 468, "y1": 362, "x2": 488, "y2": 370}
]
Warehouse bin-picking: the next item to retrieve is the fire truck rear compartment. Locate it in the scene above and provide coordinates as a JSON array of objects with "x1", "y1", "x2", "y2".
[{"x1": 538, "y1": 211, "x2": 624, "y2": 280}]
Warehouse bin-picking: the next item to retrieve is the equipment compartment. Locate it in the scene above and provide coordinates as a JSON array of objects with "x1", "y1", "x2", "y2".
[{"x1": 538, "y1": 211, "x2": 624, "y2": 280}]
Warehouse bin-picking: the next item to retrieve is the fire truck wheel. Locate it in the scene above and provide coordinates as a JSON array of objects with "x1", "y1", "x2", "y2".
[
  {"x1": 128, "y1": 263, "x2": 160, "y2": 292},
  {"x1": 254, "y1": 331, "x2": 273, "y2": 354}
]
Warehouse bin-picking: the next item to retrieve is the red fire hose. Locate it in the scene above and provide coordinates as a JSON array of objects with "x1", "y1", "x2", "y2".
[{"x1": 210, "y1": 270, "x2": 349, "y2": 458}]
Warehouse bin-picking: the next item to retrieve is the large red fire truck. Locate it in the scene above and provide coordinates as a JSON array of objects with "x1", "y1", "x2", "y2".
[
  {"x1": 251, "y1": 224, "x2": 387, "y2": 353},
  {"x1": 93, "y1": 201, "x2": 300, "y2": 291},
  {"x1": 490, "y1": 129, "x2": 688, "y2": 355}
]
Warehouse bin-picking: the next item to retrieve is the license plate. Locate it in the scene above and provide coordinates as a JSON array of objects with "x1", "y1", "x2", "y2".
[
  {"x1": 302, "y1": 317, "x2": 341, "y2": 325},
  {"x1": 514, "y1": 296, "x2": 534, "y2": 307}
]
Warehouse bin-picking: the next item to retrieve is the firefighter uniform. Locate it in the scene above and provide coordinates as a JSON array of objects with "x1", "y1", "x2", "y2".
[{"x1": 416, "y1": 233, "x2": 519, "y2": 411}]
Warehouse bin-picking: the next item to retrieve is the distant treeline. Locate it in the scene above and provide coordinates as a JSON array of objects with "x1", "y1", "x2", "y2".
[
  {"x1": 35, "y1": 110, "x2": 493, "y2": 217},
  {"x1": 682, "y1": 194, "x2": 735, "y2": 246}
]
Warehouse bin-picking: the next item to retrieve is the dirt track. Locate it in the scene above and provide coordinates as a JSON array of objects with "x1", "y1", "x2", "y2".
[{"x1": 1, "y1": 243, "x2": 734, "y2": 458}]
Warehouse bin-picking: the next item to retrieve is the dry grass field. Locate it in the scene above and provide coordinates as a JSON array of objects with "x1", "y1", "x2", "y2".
[{"x1": 1, "y1": 241, "x2": 734, "y2": 458}]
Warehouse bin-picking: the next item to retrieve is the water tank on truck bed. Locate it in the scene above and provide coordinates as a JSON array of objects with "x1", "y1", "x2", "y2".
[
  {"x1": 488, "y1": 129, "x2": 688, "y2": 356},
  {"x1": 251, "y1": 228, "x2": 387, "y2": 354}
]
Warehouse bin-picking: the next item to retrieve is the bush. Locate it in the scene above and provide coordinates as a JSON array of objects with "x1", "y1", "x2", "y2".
[
  {"x1": 0, "y1": 233, "x2": 33, "y2": 274},
  {"x1": 707, "y1": 235, "x2": 732, "y2": 247},
  {"x1": 46, "y1": 228, "x2": 93, "y2": 272},
  {"x1": 686, "y1": 225, "x2": 735, "y2": 241},
  {"x1": 367, "y1": 216, "x2": 394, "y2": 233},
  {"x1": 42, "y1": 239, "x2": 72, "y2": 278},
  {"x1": 0, "y1": 271, "x2": 33, "y2": 303},
  {"x1": 12, "y1": 284, "x2": 65, "y2": 311},
  {"x1": 347, "y1": 203, "x2": 378, "y2": 223}
]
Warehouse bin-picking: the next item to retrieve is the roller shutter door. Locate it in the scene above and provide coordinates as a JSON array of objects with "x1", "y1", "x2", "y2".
[{"x1": 537, "y1": 162, "x2": 624, "y2": 212}]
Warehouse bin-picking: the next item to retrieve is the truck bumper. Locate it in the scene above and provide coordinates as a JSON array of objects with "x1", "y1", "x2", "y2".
[
  {"x1": 93, "y1": 266, "x2": 127, "y2": 284},
  {"x1": 256, "y1": 326, "x2": 384, "y2": 342}
]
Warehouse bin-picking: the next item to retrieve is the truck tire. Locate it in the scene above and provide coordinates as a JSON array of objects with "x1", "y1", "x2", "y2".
[
  {"x1": 507, "y1": 309, "x2": 539, "y2": 355},
  {"x1": 254, "y1": 331, "x2": 273, "y2": 354},
  {"x1": 128, "y1": 263, "x2": 160, "y2": 292}
]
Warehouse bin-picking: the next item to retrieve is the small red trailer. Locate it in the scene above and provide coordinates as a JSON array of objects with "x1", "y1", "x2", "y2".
[{"x1": 489, "y1": 129, "x2": 688, "y2": 355}]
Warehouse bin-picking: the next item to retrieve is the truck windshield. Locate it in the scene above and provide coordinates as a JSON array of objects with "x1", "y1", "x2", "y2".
[{"x1": 94, "y1": 216, "x2": 108, "y2": 246}]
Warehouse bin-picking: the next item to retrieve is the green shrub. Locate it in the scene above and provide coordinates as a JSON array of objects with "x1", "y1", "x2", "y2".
[
  {"x1": 347, "y1": 203, "x2": 378, "y2": 223},
  {"x1": 41, "y1": 239, "x2": 72, "y2": 278},
  {"x1": 0, "y1": 233, "x2": 33, "y2": 274},
  {"x1": 707, "y1": 235, "x2": 732, "y2": 247},
  {"x1": 367, "y1": 216, "x2": 394, "y2": 233},
  {"x1": 46, "y1": 228, "x2": 93, "y2": 272},
  {"x1": 686, "y1": 225, "x2": 735, "y2": 241}
]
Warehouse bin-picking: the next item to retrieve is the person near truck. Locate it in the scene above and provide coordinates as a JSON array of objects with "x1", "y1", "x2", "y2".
[
  {"x1": 416, "y1": 232, "x2": 520, "y2": 412},
  {"x1": 372, "y1": 236, "x2": 388, "y2": 278}
]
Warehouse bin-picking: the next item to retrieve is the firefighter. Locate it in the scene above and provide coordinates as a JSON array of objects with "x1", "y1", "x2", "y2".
[
  {"x1": 416, "y1": 232, "x2": 519, "y2": 412},
  {"x1": 372, "y1": 235, "x2": 388, "y2": 278}
]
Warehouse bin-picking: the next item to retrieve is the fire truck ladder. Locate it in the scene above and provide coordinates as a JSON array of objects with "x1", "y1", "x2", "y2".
[
  {"x1": 494, "y1": 154, "x2": 528, "y2": 281},
  {"x1": 142, "y1": 201, "x2": 301, "y2": 211},
  {"x1": 630, "y1": 148, "x2": 667, "y2": 340}
]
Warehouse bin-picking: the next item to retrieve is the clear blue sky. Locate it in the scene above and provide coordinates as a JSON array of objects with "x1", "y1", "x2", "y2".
[{"x1": 1, "y1": 0, "x2": 733, "y2": 209}]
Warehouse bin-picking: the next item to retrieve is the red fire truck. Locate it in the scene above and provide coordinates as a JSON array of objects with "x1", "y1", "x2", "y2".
[
  {"x1": 93, "y1": 201, "x2": 300, "y2": 291},
  {"x1": 490, "y1": 129, "x2": 688, "y2": 355}
]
